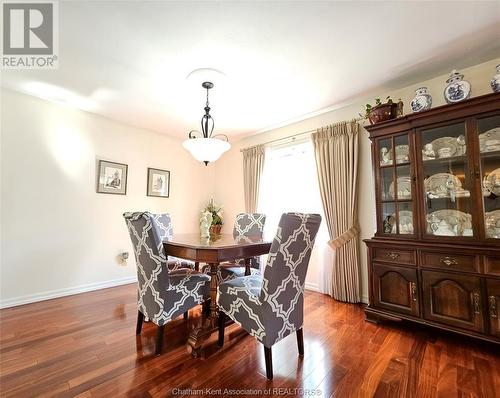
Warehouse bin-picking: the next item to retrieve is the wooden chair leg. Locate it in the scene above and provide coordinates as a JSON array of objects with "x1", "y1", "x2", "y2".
[
  {"x1": 195, "y1": 261, "x2": 199, "y2": 271},
  {"x1": 155, "y1": 325, "x2": 165, "y2": 356},
  {"x1": 136, "y1": 311, "x2": 144, "y2": 335},
  {"x1": 218, "y1": 312, "x2": 226, "y2": 347},
  {"x1": 202, "y1": 300, "x2": 211, "y2": 316},
  {"x1": 183, "y1": 311, "x2": 189, "y2": 320},
  {"x1": 296, "y1": 328, "x2": 304, "y2": 356},
  {"x1": 264, "y1": 346, "x2": 273, "y2": 380}
]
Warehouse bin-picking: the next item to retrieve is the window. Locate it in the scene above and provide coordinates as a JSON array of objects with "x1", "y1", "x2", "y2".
[{"x1": 258, "y1": 139, "x2": 329, "y2": 293}]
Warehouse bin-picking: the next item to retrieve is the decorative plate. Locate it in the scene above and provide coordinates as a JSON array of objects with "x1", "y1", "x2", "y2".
[
  {"x1": 483, "y1": 168, "x2": 500, "y2": 196},
  {"x1": 485, "y1": 210, "x2": 500, "y2": 239},
  {"x1": 389, "y1": 176, "x2": 412, "y2": 199},
  {"x1": 424, "y1": 173, "x2": 469, "y2": 198},
  {"x1": 398, "y1": 210, "x2": 414, "y2": 234},
  {"x1": 479, "y1": 128, "x2": 500, "y2": 153},
  {"x1": 430, "y1": 137, "x2": 459, "y2": 158},
  {"x1": 426, "y1": 209, "x2": 472, "y2": 236},
  {"x1": 395, "y1": 145, "x2": 410, "y2": 163},
  {"x1": 386, "y1": 211, "x2": 414, "y2": 234}
]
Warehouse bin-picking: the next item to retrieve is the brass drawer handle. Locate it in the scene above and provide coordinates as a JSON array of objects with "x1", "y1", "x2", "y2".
[
  {"x1": 440, "y1": 256, "x2": 458, "y2": 266},
  {"x1": 386, "y1": 252, "x2": 399, "y2": 260},
  {"x1": 410, "y1": 282, "x2": 417, "y2": 302},
  {"x1": 472, "y1": 292, "x2": 481, "y2": 315},
  {"x1": 489, "y1": 296, "x2": 498, "y2": 319}
]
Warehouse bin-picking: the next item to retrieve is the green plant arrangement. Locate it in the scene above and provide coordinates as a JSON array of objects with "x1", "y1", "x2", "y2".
[
  {"x1": 361, "y1": 96, "x2": 393, "y2": 119},
  {"x1": 360, "y1": 96, "x2": 399, "y2": 125},
  {"x1": 204, "y1": 199, "x2": 223, "y2": 226}
]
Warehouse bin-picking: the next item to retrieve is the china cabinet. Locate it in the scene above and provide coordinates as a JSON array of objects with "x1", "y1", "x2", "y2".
[{"x1": 364, "y1": 92, "x2": 500, "y2": 344}]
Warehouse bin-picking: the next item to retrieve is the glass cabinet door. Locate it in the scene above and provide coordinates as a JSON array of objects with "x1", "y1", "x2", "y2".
[
  {"x1": 477, "y1": 115, "x2": 500, "y2": 240},
  {"x1": 377, "y1": 134, "x2": 415, "y2": 235},
  {"x1": 419, "y1": 122, "x2": 474, "y2": 238}
]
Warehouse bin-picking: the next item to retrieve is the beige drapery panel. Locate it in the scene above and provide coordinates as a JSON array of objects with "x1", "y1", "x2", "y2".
[
  {"x1": 312, "y1": 120, "x2": 360, "y2": 303},
  {"x1": 242, "y1": 145, "x2": 265, "y2": 213}
]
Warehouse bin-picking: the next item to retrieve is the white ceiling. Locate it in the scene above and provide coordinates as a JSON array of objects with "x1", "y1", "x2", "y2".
[{"x1": 2, "y1": 1, "x2": 500, "y2": 140}]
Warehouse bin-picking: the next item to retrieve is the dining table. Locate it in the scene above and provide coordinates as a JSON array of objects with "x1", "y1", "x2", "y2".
[{"x1": 163, "y1": 233, "x2": 272, "y2": 357}]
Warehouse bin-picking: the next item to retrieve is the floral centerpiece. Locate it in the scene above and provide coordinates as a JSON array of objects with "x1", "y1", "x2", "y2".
[{"x1": 203, "y1": 199, "x2": 223, "y2": 235}]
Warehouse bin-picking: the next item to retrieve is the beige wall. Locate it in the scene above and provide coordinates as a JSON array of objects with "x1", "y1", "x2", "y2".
[
  {"x1": 1, "y1": 59, "x2": 497, "y2": 307},
  {"x1": 0, "y1": 89, "x2": 215, "y2": 307},
  {"x1": 214, "y1": 58, "x2": 499, "y2": 302}
]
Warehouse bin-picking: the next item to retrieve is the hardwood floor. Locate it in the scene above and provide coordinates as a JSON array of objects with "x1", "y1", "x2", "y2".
[{"x1": 0, "y1": 284, "x2": 499, "y2": 397}]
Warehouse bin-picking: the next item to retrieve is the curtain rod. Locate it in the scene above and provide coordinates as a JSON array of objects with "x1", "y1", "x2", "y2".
[{"x1": 240, "y1": 117, "x2": 363, "y2": 152}]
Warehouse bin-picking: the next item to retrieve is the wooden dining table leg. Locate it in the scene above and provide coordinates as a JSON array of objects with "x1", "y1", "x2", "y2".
[
  {"x1": 244, "y1": 258, "x2": 251, "y2": 276},
  {"x1": 208, "y1": 262, "x2": 219, "y2": 319},
  {"x1": 186, "y1": 262, "x2": 219, "y2": 357}
]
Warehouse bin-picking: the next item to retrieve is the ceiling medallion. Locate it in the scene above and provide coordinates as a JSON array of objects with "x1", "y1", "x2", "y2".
[{"x1": 182, "y1": 81, "x2": 230, "y2": 165}]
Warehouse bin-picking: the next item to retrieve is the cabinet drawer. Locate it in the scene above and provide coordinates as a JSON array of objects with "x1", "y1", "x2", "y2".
[
  {"x1": 420, "y1": 251, "x2": 480, "y2": 273},
  {"x1": 373, "y1": 247, "x2": 416, "y2": 266},
  {"x1": 484, "y1": 256, "x2": 500, "y2": 276}
]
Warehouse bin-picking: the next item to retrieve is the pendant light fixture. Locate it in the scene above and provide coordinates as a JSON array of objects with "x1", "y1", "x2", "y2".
[{"x1": 182, "y1": 81, "x2": 230, "y2": 165}]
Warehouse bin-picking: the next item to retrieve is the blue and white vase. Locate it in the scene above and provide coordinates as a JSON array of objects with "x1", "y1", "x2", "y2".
[
  {"x1": 410, "y1": 87, "x2": 432, "y2": 113},
  {"x1": 444, "y1": 70, "x2": 471, "y2": 104},
  {"x1": 491, "y1": 64, "x2": 500, "y2": 93}
]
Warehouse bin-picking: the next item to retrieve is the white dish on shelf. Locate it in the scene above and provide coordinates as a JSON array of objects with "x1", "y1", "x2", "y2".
[
  {"x1": 398, "y1": 210, "x2": 414, "y2": 234},
  {"x1": 426, "y1": 209, "x2": 472, "y2": 236},
  {"x1": 422, "y1": 136, "x2": 466, "y2": 160},
  {"x1": 432, "y1": 137, "x2": 458, "y2": 158},
  {"x1": 385, "y1": 210, "x2": 414, "y2": 234},
  {"x1": 424, "y1": 173, "x2": 470, "y2": 199},
  {"x1": 389, "y1": 177, "x2": 412, "y2": 199},
  {"x1": 485, "y1": 210, "x2": 500, "y2": 238},
  {"x1": 483, "y1": 168, "x2": 500, "y2": 196},
  {"x1": 395, "y1": 145, "x2": 409, "y2": 163},
  {"x1": 479, "y1": 128, "x2": 500, "y2": 153}
]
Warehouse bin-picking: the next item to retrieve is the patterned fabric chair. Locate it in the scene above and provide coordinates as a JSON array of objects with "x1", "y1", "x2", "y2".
[
  {"x1": 124, "y1": 212, "x2": 211, "y2": 355},
  {"x1": 149, "y1": 213, "x2": 197, "y2": 272},
  {"x1": 204, "y1": 213, "x2": 266, "y2": 283},
  {"x1": 217, "y1": 212, "x2": 321, "y2": 379}
]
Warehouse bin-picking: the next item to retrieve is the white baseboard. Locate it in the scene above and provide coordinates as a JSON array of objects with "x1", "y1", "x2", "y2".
[
  {"x1": 0, "y1": 276, "x2": 138, "y2": 309},
  {"x1": 305, "y1": 282, "x2": 321, "y2": 292},
  {"x1": 304, "y1": 285, "x2": 369, "y2": 305}
]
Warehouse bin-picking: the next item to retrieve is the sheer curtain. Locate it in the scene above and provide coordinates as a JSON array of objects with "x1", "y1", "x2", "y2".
[{"x1": 258, "y1": 140, "x2": 330, "y2": 293}]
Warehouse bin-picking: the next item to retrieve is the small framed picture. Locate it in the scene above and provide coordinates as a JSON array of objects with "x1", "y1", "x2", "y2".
[
  {"x1": 147, "y1": 168, "x2": 170, "y2": 198},
  {"x1": 96, "y1": 160, "x2": 128, "y2": 195}
]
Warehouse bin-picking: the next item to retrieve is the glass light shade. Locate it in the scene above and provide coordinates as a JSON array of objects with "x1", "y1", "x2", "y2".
[{"x1": 182, "y1": 137, "x2": 231, "y2": 163}]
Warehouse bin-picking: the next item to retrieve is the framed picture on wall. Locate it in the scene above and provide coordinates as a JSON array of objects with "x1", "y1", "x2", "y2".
[
  {"x1": 147, "y1": 168, "x2": 170, "y2": 198},
  {"x1": 96, "y1": 160, "x2": 128, "y2": 195}
]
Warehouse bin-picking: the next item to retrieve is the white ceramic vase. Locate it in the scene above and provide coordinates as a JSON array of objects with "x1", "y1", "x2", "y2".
[{"x1": 491, "y1": 64, "x2": 500, "y2": 93}]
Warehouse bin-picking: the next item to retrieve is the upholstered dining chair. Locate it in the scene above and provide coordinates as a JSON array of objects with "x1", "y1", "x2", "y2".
[
  {"x1": 124, "y1": 212, "x2": 211, "y2": 355},
  {"x1": 204, "y1": 213, "x2": 266, "y2": 283},
  {"x1": 149, "y1": 213, "x2": 198, "y2": 272},
  {"x1": 217, "y1": 212, "x2": 321, "y2": 380}
]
